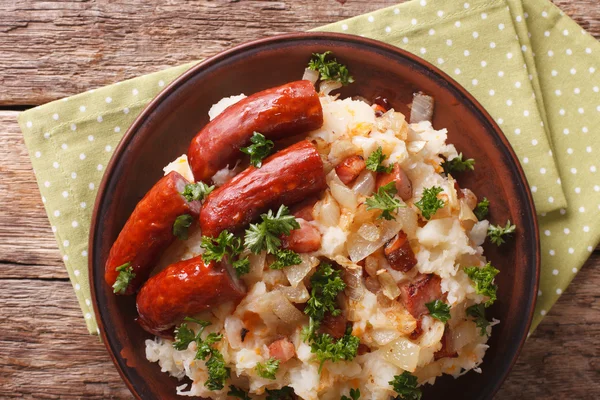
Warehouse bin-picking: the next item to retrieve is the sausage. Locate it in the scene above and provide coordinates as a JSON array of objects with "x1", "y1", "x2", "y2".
[
  {"x1": 289, "y1": 196, "x2": 319, "y2": 221},
  {"x1": 104, "y1": 171, "x2": 201, "y2": 295},
  {"x1": 398, "y1": 274, "x2": 442, "y2": 318},
  {"x1": 268, "y1": 338, "x2": 296, "y2": 363},
  {"x1": 384, "y1": 230, "x2": 417, "y2": 272},
  {"x1": 281, "y1": 219, "x2": 321, "y2": 253},
  {"x1": 335, "y1": 155, "x2": 366, "y2": 185},
  {"x1": 376, "y1": 164, "x2": 413, "y2": 201},
  {"x1": 136, "y1": 255, "x2": 245, "y2": 336},
  {"x1": 188, "y1": 81, "x2": 323, "y2": 182},
  {"x1": 200, "y1": 140, "x2": 327, "y2": 237},
  {"x1": 320, "y1": 313, "x2": 347, "y2": 339}
]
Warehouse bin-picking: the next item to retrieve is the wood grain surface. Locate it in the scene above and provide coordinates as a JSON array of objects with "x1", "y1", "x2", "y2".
[{"x1": 0, "y1": 0, "x2": 599, "y2": 399}]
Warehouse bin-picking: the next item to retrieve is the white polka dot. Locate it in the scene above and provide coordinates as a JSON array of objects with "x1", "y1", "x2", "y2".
[
  {"x1": 516, "y1": 15, "x2": 522, "y2": 22},
  {"x1": 63, "y1": 255, "x2": 69, "y2": 262},
  {"x1": 497, "y1": 118, "x2": 504, "y2": 125},
  {"x1": 41, "y1": 196, "x2": 46, "y2": 204},
  {"x1": 74, "y1": 269, "x2": 80, "y2": 277},
  {"x1": 52, "y1": 226, "x2": 57, "y2": 233},
  {"x1": 573, "y1": 267, "x2": 578, "y2": 273},
  {"x1": 53, "y1": 113, "x2": 59, "y2": 120},
  {"x1": 437, "y1": 58, "x2": 444, "y2": 65},
  {"x1": 105, "y1": 145, "x2": 112, "y2": 152},
  {"x1": 481, "y1": 13, "x2": 487, "y2": 19},
  {"x1": 567, "y1": 148, "x2": 573, "y2": 154},
  {"x1": 566, "y1": 49, "x2": 572, "y2": 55},
  {"x1": 341, "y1": 24, "x2": 348, "y2": 31},
  {"x1": 524, "y1": 110, "x2": 529, "y2": 116},
  {"x1": 548, "y1": 196, "x2": 554, "y2": 203},
  {"x1": 563, "y1": 29, "x2": 569, "y2": 36},
  {"x1": 437, "y1": 10, "x2": 444, "y2": 17},
  {"x1": 560, "y1": 208, "x2": 566, "y2": 215},
  {"x1": 464, "y1": 50, "x2": 470, "y2": 56},
  {"x1": 540, "y1": 309, "x2": 547, "y2": 316},
  {"x1": 506, "y1": 99, "x2": 513, "y2": 106},
  {"x1": 489, "y1": 89, "x2": 495, "y2": 96},
  {"x1": 71, "y1": 172, "x2": 77, "y2": 179},
  {"x1": 594, "y1": 87, "x2": 599, "y2": 93},
  {"x1": 583, "y1": 225, "x2": 590, "y2": 232},
  {"x1": 568, "y1": 247, "x2": 574, "y2": 254},
  {"x1": 70, "y1": 123, "x2": 77, "y2": 131},
  {"x1": 498, "y1": 23, "x2": 505, "y2": 30},
  {"x1": 420, "y1": 48, "x2": 426, "y2": 54},
  {"x1": 555, "y1": 89, "x2": 562, "y2": 96},
  {"x1": 105, "y1": 97, "x2": 112, "y2": 103},
  {"x1": 547, "y1": 50, "x2": 554, "y2": 57},
  {"x1": 44, "y1": 132, "x2": 50, "y2": 139},
  {"x1": 54, "y1": 210, "x2": 60, "y2": 217},
  {"x1": 564, "y1": 228, "x2": 570, "y2": 234},
  {"x1": 544, "y1": 30, "x2": 550, "y2": 37},
  {"x1": 587, "y1": 146, "x2": 592, "y2": 153},
  {"x1": 506, "y1": 52, "x2": 513, "y2": 59},
  {"x1": 80, "y1": 202, "x2": 86, "y2": 208},
  {"x1": 61, "y1": 143, "x2": 68, "y2": 150},
  {"x1": 454, "y1": 68, "x2": 461, "y2": 75},
  {"x1": 75, "y1": 283, "x2": 81, "y2": 291},
  {"x1": 85, "y1": 313, "x2": 91, "y2": 320},
  {"x1": 132, "y1": 88, "x2": 139, "y2": 95},
  {"x1": 89, "y1": 183, "x2": 95, "y2": 190},
  {"x1": 63, "y1": 240, "x2": 69, "y2": 247},
  {"x1": 539, "y1": 167, "x2": 546, "y2": 174},
  {"x1": 464, "y1": 2, "x2": 470, "y2": 8},
  {"x1": 85, "y1": 299, "x2": 91, "y2": 306},
  {"x1": 411, "y1": 18, "x2": 417, "y2": 25},
  {"x1": 455, "y1": 21, "x2": 461, "y2": 27},
  {"x1": 570, "y1": 68, "x2": 577, "y2": 75},
  {"x1": 544, "y1": 230, "x2": 551, "y2": 236},
  {"x1": 123, "y1": 107, "x2": 130, "y2": 114},
  {"x1": 559, "y1": 109, "x2": 565, "y2": 116},
  {"x1": 72, "y1": 221, "x2": 79, "y2": 228},
  {"x1": 97, "y1": 115, "x2": 103, "y2": 123},
  {"x1": 556, "y1": 288, "x2": 562, "y2": 295},
  {"x1": 481, "y1": 60, "x2": 487, "y2": 67},
  {"x1": 114, "y1": 126, "x2": 121, "y2": 133},
  {"x1": 402, "y1": 37, "x2": 409, "y2": 44},
  {"x1": 82, "y1": 250, "x2": 88, "y2": 257},
  {"x1": 88, "y1": 135, "x2": 94, "y2": 142},
  {"x1": 79, "y1": 153, "x2": 86, "y2": 160},
  {"x1": 563, "y1": 128, "x2": 570, "y2": 135},
  {"x1": 578, "y1": 107, "x2": 584, "y2": 114},
  {"x1": 538, "y1": 290, "x2": 543, "y2": 296},
  {"x1": 515, "y1": 81, "x2": 521, "y2": 88},
  {"x1": 530, "y1": 185, "x2": 536, "y2": 192},
  {"x1": 552, "y1": 269, "x2": 559, "y2": 276},
  {"x1": 447, "y1": 39, "x2": 453, "y2": 46},
  {"x1": 472, "y1": 79, "x2": 478, "y2": 86},
  {"x1": 574, "y1": 88, "x2": 580, "y2": 94},
  {"x1": 588, "y1": 246, "x2": 593, "y2": 252},
  {"x1": 591, "y1": 166, "x2": 597, "y2": 173},
  {"x1": 551, "y1": 70, "x2": 558, "y2": 76},
  {"x1": 498, "y1": 70, "x2": 504, "y2": 77},
  {"x1": 79, "y1": 105, "x2": 86, "y2": 112},
  {"x1": 571, "y1": 167, "x2": 577, "y2": 174},
  {"x1": 472, "y1": 32, "x2": 479, "y2": 39},
  {"x1": 97, "y1": 164, "x2": 103, "y2": 171},
  {"x1": 367, "y1": 15, "x2": 374, "y2": 22},
  {"x1": 515, "y1": 128, "x2": 521, "y2": 135},
  {"x1": 61, "y1": 191, "x2": 68, "y2": 198}
]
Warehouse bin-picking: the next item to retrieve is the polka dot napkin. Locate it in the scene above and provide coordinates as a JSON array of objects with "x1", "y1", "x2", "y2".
[{"x1": 17, "y1": 0, "x2": 600, "y2": 334}]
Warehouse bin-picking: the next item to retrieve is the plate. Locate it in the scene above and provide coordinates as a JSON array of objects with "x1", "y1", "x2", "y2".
[{"x1": 89, "y1": 32, "x2": 539, "y2": 400}]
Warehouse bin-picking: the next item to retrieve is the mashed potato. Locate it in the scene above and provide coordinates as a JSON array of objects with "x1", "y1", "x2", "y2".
[{"x1": 146, "y1": 92, "x2": 494, "y2": 399}]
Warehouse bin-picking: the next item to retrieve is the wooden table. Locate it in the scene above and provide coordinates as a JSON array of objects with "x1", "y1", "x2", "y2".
[{"x1": 1, "y1": 1, "x2": 598, "y2": 398}]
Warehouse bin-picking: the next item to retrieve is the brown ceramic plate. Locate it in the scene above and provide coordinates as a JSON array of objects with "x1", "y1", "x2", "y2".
[{"x1": 90, "y1": 32, "x2": 539, "y2": 400}]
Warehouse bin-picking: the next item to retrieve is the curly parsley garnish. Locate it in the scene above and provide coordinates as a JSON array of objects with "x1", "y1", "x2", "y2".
[
  {"x1": 310, "y1": 328, "x2": 360, "y2": 372},
  {"x1": 465, "y1": 263, "x2": 500, "y2": 307},
  {"x1": 487, "y1": 220, "x2": 516, "y2": 245},
  {"x1": 308, "y1": 51, "x2": 354, "y2": 86},
  {"x1": 173, "y1": 214, "x2": 193, "y2": 240},
  {"x1": 112, "y1": 262, "x2": 135, "y2": 294},
  {"x1": 390, "y1": 371, "x2": 422, "y2": 400},
  {"x1": 173, "y1": 317, "x2": 229, "y2": 391},
  {"x1": 201, "y1": 230, "x2": 249, "y2": 275},
  {"x1": 366, "y1": 182, "x2": 404, "y2": 220},
  {"x1": 270, "y1": 249, "x2": 302, "y2": 270},
  {"x1": 244, "y1": 205, "x2": 300, "y2": 254},
  {"x1": 366, "y1": 146, "x2": 394, "y2": 173},
  {"x1": 240, "y1": 132, "x2": 274, "y2": 168},
  {"x1": 414, "y1": 186, "x2": 444, "y2": 220},
  {"x1": 181, "y1": 182, "x2": 214, "y2": 202},
  {"x1": 425, "y1": 300, "x2": 451, "y2": 323},
  {"x1": 304, "y1": 263, "x2": 346, "y2": 324},
  {"x1": 473, "y1": 197, "x2": 490, "y2": 221},
  {"x1": 266, "y1": 387, "x2": 295, "y2": 400},
  {"x1": 255, "y1": 357, "x2": 280, "y2": 380},
  {"x1": 228, "y1": 386, "x2": 251, "y2": 400},
  {"x1": 341, "y1": 388, "x2": 361, "y2": 400},
  {"x1": 466, "y1": 303, "x2": 491, "y2": 336},
  {"x1": 441, "y1": 153, "x2": 475, "y2": 175}
]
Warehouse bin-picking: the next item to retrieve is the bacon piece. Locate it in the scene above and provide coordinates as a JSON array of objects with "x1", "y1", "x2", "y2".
[
  {"x1": 434, "y1": 328, "x2": 458, "y2": 360},
  {"x1": 335, "y1": 155, "x2": 366, "y2": 185},
  {"x1": 320, "y1": 313, "x2": 347, "y2": 339},
  {"x1": 376, "y1": 164, "x2": 412, "y2": 201},
  {"x1": 384, "y1": 231, "x2": 417, "y2": 272},
  {"x1": 399, "y1": 274, "x2": 442, "y2": 318},
  {"x1": 281, "y1": 219, "x2": 321, "y2": 253},
  {"x1": 357, "y1": 343, "x2": 371, "y2": 355},
  {"x1": 409, "y1": 319, "x2": 423, "y2": 340},
  {"x1": 268, "y1": 338, "x2": 296, "y2": 363}
]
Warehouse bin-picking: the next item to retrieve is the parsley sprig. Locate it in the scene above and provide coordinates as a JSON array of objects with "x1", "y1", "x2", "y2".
[
  {"x1": 255, "y1": 357, "x2": 280, "y2": 380},
  {"x1": 181, "y1": 182, "x2": 214, "y2": 202},
  {"x1": 466, "y1": 303, "x2": 491, "y2": 336},
  {"x1": 201, "y1": 230, "x2": 249, "y2": 275},
  {"x1": 240, "y1": 132, "x2": 274, "y2": 168},
  {"x1": 173, "y1": 317, "x2": 229, "y2": 391},
  {"x1": 309, "y1": 327, "x2": 360, "y2": 373},
  {"x1": 308, "y1": 51, "x2": 354, "y2": 86},
  {"x1": 366, "y1": 182, "x2": 404, "y2": 220},
  {"x1": 341, "y1": 388, "x2": 361, "y2": 400},
  {"x1": 266, "y1": 387, "x2": 295, "y2": 400},
  {"x1": 465, "y1": 263, "x2": 500, "y2": 307},
  {"x1": 228, "y1": 386, "x2": 251, "y2": 400},
  {"x1": 390, "y1": 371, "x2": 422, "y2": 400},
  {"x1": 487, "y1": 220, "x2": 516, "y2": 245},
  {"x1": 366, "y1": 146, "x2": 394, "y2": 173},
  {"x1": 442, "y1": 153, "x2": 475, "y2": 175},
  {"x1": 415, "y1": 186, "x2": 445, "y2": 220},
  {"x1": 112, "y1": 262, "x2": 135, "y2": 294},
  {"x1": 173, "y1": 214, "x2": 193, "y2": 240},
  {"x1": 425, "y1": 300, "x2": 451, "y2": 323},
  {"x1": 244, "y1": 205, "x2": 300, "y2": 254},
  {"x1": 473, "y1": 197, "x2": 490, "y2": 221},
  {"x1": 270, "y1": 249, "x2": 302, "y2": 270}
]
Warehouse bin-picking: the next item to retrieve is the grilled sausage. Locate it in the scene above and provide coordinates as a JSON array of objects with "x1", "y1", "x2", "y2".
[
  {"x1": 320, "y1": 313, "x2": 348, "y2": 339},
  {"x1": 384, "y1": 231, "x2": 417, "y2": 272},
  {"x1": 289, "y1": 196, "x2": 319, "y2": 222},
  {"x1": 376, "y1": 164, "x2": 413, "y2": 201},
  {"x1": 399, "y1": 274, "x2": 442, "y2": 318},
  {"x1": 104, "y1": 171, "x2": 200, "y2": 295},
  {"x1": 136, "y1": 256, "x2": 245, "y2": 336},
  {"x1": 200, "y1": 140, "x2": 327, "y2": 238},
  {"x1": 281, "y1": 219, "x2": 321, "y2": 253},
  {"x1": 188, "y1": 81, "x2": 323, "y2": 182},
  {"x1": 335, "y1": 155, "x2": 366, "y2": 185}
]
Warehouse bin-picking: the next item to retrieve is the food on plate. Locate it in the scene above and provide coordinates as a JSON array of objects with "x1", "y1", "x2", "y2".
[{"x1": 105, "y1": 52, "x2": 516, "y2": 399}]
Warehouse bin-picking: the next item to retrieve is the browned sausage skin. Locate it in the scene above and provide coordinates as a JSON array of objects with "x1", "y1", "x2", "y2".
[
  {"x1": 376, "y1": 164, "x2": 413, "y2": 201},
  {"x1": 398, "y1": 273, "x2": 442, "y2": 318},
  {"x1": 281, "y1": 219, "x2": 321, "y2": 253},
  {"x1": 104, "y1": 171, "x2": 201, "y2": 295},
  {"x1": 136, "y1": 256, "x2": 245, "y2": 337},
  {"x1": 335, "y1": 155, "x2": 366, "y2": 185},
  {"x1": 384, "y1": 230, "x2": 417, "y2": 272},
  {"x1": 200, "y1": 140, "x2": 327, "y2": 238},
  {"x1": 188, "y1": 81, "x2": 323, "y2": 183}
]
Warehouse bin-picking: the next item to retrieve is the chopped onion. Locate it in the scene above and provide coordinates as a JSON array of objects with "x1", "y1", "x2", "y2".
[
  {"x1": 224, "y1": 316, "x2": 244, "y2": 349},
  {"x1": 347, "y1": 219, "x2": 401, "y2": 262},
  {"x1": 302, "y1": 68, "x2": 319, "y2": 85},
  {"x1": 329, "y1": 139, "x2": 360, "y2": 165},
  {"x1": 330, "y1": 178, "x2": 358, "y2": 210},
  {"x1": 336, "y1": 259, "x2": 365, "y2": 301},
  {"x1": 384, "y1": 303, "x2": 418, "y2": 335},
  {"x1": 395, "y1": 206, "x2": 418, "y2": 238},
  {"x1": 406, "y1": 140, "x2": 427, "y2": 155},
  {"x1": 358, "y1": 222, "x2": 381, "y2": 242},
  {"x1": 284, "y1": 254, "x2": 319, "y2": 287},
  {"x1": 277, "y1": 282, "x2": 310, "y2": 303},
  {"x1": 470, "y1": 220, "x2": 489, "y2": 246},
  {"x1": 377, "y1": 270, "x2": 401, "y2": 300},
  {"x1": 242, "y1": 250, "x2": 266, "y2": 285},
  {"x1": 450, "y1": 320, "x2": 478, "y2": 352},
  {"x1": 364, "y1": 276, "x2": 381, "y2": 293},
  {"x1": 459, "y1": 198, "x2": 478, "y2": 232},
  {"x1": 313, "y1": 191, "x2": 341, "y2": 227},
  {"x1": 381, "y1": 338, "x2": 421, "y2": 372},
  {"x1": 446, "y1": 176, "x2": 459, "y2": 211},
  {"x1": 460, "y1": 188, "x2": 478, "y2": 210},
  {"x1": 371, "y1": 329, "x2": 401, "y2": 346},
  {"x1": 410, "y1": 92, "x2": 435, "y2": 123},
  {"x1": 319, "y1": 80, "x2": 343, "y2": 95},
  {"x1": 271, "y1": 294, "x2": 307, "y2": 325},
  {"x1": 351, "y1": 170, "x2": 376, "y2": 197},
  {"x1": 364, "y1": 256, "x2": 379, "y2": 277}
]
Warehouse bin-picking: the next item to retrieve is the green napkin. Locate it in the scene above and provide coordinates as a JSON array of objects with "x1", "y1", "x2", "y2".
[{"x1": 17, "y1": 0, "x2": 600, "y2": 335}]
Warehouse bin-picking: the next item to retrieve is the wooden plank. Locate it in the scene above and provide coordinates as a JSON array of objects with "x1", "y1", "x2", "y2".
[
  {"x1": 0, "y1": 0, "x2": 598, "y2": 106},
  {"x1": 0, "y1": 255, "x2": 597, "y2": 399}
]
